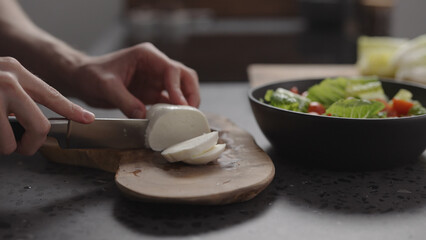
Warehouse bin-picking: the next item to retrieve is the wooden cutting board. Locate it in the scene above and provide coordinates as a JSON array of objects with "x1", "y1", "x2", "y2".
[
  {"x1": 247, "y1": 64, "x2": 358, "y2": 87},
  {"x1": 39, "y1": 114, "x2": 275, "y2": 205}
]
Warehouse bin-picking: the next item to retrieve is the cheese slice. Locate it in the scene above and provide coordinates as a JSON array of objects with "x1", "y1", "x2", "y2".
[
  {"x1": 145, "y1": 104, "x2": 210, "y2": 151},
  {"x1": 161, "y1": 131, "x2": 218, "y2": 162},
  {"x1": 182, "y1": 144, "x2": 226, "y2": 165}
]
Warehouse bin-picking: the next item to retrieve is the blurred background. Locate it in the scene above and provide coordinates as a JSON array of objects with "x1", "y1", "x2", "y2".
[{"x1": 18, "y1": 0, "x2": 426, "y2": 82}]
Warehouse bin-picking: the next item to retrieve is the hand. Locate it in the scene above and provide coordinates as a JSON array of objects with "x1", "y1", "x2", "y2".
[
  {"x1": 69, "y1": 43, "x2": 200, "y2": 118},
  {"x1": 0, "y1": 57, "x2": 95, "y2": 155}
]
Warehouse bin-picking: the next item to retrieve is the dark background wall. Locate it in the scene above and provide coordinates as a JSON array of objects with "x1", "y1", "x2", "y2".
[{"x1": 17, "y1": 0, "x2": 426, "y2": 81}]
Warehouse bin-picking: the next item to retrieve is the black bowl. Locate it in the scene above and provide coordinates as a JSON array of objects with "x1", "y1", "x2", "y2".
[{"x1": 249, "y1": 79, "x2": 426, "y2": 170}]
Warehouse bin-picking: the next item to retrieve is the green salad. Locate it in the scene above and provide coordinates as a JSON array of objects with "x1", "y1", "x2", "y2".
[{"x1": 262, "y1": 76, "x2": 426, "y2": 118}]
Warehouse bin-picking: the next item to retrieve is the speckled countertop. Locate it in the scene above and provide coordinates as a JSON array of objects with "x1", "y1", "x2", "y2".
[{"x1": 1, "y1": 82, "x2": 426, "y2": 240}]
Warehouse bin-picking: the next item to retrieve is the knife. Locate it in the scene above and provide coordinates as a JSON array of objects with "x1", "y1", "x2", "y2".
[{"x1": 8, "y1": 116, "x2": 149, "y2": 149}]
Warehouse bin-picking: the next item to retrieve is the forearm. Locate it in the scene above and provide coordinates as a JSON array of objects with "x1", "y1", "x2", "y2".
[{"x1": 0, "y1": 0, "x2": 89, "y2": 96}]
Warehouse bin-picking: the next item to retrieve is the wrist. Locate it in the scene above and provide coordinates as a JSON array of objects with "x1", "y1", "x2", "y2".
[
  {"x1": 37, "y1": 38, "x2": 92, "y2": 96},
  {"x1": 0, "y1": 23, "x2": 92, "y2": 96}
]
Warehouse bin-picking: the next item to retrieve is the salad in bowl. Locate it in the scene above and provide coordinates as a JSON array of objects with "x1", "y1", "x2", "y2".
[
  {"x1": 249, "y1": 77, "x2": 426, "y2": 170},
  {"x1": 262, "y1": 76, "x2": 426, "y2": 118}
]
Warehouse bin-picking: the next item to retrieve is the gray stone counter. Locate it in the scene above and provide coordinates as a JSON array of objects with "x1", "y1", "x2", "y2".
[{"x1": 1, "y1": 82, "x2": 426, "y2": 240}]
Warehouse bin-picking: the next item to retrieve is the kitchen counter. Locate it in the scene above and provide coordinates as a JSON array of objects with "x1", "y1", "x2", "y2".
[{"x1": 2, "y1": 70, "x2": 426, "y2": 239}]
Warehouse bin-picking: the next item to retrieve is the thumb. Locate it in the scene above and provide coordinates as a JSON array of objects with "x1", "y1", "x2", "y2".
[{"x1": 107, "y1": 82, "x2": 146, "y2": 119}]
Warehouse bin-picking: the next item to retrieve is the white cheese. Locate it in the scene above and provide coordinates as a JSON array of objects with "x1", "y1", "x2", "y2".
[
  {"x1": 145, "y1": 104, "x2": 210, "y2": 151},
  {"x1": 161, "y1": 131, "x2": 219, "y2": 162},
  {"x1": 182, "y1": 144, "x2": 226, "y2": 165}
]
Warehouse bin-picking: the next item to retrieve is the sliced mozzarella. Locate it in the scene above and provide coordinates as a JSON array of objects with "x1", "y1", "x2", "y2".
[
  {"x1": 182, "y1": 144, "x2": 226, "y2": 165},
  {"x1": 161, "y1": 132, "x2": 218, "y2": 162},
  {"x1": 145, "y1": 104, "x2": 210, "y2": 151}
]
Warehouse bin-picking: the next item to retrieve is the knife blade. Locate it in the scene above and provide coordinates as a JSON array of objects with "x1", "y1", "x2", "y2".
[{"x1": 8, "y1": 116, "x2": 149, "y2": 149}]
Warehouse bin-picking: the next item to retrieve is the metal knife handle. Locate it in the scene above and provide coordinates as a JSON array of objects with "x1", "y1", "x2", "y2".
[
  {"x1": 8, "y1": 116, "x2": 69, "y2": 145},
  {"x1": 48, "y1": 118, "x2": 70, "y2": 147}
]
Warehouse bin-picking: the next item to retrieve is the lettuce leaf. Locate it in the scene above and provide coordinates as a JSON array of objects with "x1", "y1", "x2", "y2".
[
  {"x1": 392, "y1": 89, "x2": 413, "y2": 101},
  {"x1": 409, "y1": 101, "x2": 426, "y2": 116},
  {"x1": 266, "y1": 88, "x2": 310, "y2": 112},
  {"x1": 264, "y1": 89, "x2": 274, "y2": 102},
  {"x1": 346, "y1": 76, "x2": 387, "y2": 100},
  {"x1": 326, "y1": 98, "x2": 385, "y2": 118},
  {"x1": 307, "y1": 76, "x2": 387, "y2": 107},
  {"x1": 307, "y1": 77, "x2": 347, "y2": 107}
]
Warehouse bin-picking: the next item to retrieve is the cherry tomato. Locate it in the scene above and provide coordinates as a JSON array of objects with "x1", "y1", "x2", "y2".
[
  {"x1": 290, "y1": 86, "x2": 299, "y2": 95},
  {"x1": 308, "y1": 102, "x2": 326, "y2": 115},
  {"x1": 372, "y1": 99, "x2": 398, "y2": 117},
  {"x1": 393, "y1": 98, "x2": 414, "y2": 116}
]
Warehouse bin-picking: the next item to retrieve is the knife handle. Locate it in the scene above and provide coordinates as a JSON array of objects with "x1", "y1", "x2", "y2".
[
  {"x1": 8, "y1": 116, "x2": 25, "y2": 141},
  {"x1": 8, "y1": 117, "x2": 69, "y2": 144}
]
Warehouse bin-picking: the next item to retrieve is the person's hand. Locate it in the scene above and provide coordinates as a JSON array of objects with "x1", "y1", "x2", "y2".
[
  {"x1": 69, "y1": 43, "x2": 200, "y2": 119},
  {"x1": 0, "y1": 57, "x2": 95, "y2": 155}
]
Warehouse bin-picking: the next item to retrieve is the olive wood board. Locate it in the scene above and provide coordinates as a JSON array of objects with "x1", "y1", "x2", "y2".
[
  {"x1": 39, "y1": 114, "x2": 275, "y2": 205},
  {"x1": 247, "y1": 64, "x2": 358, "y2": 87}
]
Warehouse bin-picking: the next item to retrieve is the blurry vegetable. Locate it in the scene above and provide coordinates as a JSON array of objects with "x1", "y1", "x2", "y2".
[
  {"x1": 357, "y1": 34, "x2": 426, "y2": 85},
  {"x1": 264, "y1": 89, "x2": 274, "y2": 102},
  {"x1": 392, "y1": 89, "x2": 412, "y2": 101},
  {"x1": 357, "y1": 36, "x2": 407, "y2": 77},
  {"x1": 307, "y1": 77, "x2": 347, "y2": 107},
  {"x1": 308, "y1": 102, "x2": 326, "y2": 115},
  {"x1": 394, "y1": 47, "x2": 426, "y2": 84},
  {"x1": 393, "y1": 35, "x2": 426, "y2": 84},
  {"x1": 391, "y1": 89, "x2": 426, "y2": 116},
  {"x1": 326, "y1": 99, "x2": 385, "y2": 118},
  {"x1": 409, "y1": 101, "x2": 426, "y2": 116},
  {"x1": 265, "y1": 88, "x2": 310, "y2": 112},
  {"x1": 374, "y1": 98, "x2": 397, "y2": 117},
  {"x1": 263, "y1": 78, "x2": 426, "y2": 118},
  {"x1": 392, "y1": 98, "x2": 414, "y2": 116},
  {"x1": 290, "y1": 86, "x2": 299, "y2": 94},
  {"x1": 345, "y1": 76, "x2": 387, "y2": 100},
  {"x1": 396, "y1": 65, "x2": 426, "y2": 85},
  {"x1": 392, "y1": 35, "x2": 426, "y2": 68},
  {"x1": 307, "y1": 76, "x2": 387, "y2": 107}
]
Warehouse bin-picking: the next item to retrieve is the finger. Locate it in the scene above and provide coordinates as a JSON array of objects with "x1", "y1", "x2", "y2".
[
  {"x1": 131, "y1": 44, "x2": 186, "y2": 105},
  {"x1": 103, "y1": 78, "x2": 146, "y2": 118},
  {"x1": 7, "y1": 85, "x2": 50, "y2": 155},
  {"x1": 20, "y1": 72, "x2": 95, "y2": 124},
  {"x1": 179, "y1": 64, "x2": 200, "y2": 107},
  {"x1": 0, "y1": 71, "x2": 47, "y2": 155},
  {"x1": 15, "y1": 116, "x2": 49, "y2": 156},
  {"x1": 159, "y1": 90, "x2": 171, "y2": 103},
  {"x1": 0, "y1": 112, "x2": 17, "y2": 155},
  {"x1": 164, "y1": 65, "x2": 188, "y2": 106}
]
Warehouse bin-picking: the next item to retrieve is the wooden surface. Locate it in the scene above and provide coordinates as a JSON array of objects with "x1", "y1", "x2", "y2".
[
  {"x1": 40, "y1": 138, "x2": 123, "y2": 173},
  {"x1": 247, "y1": 64, "x2": 358, "y2": 87},
  {"x1": 40, "y1": 114, "x2": 275, "y2": 205}
]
